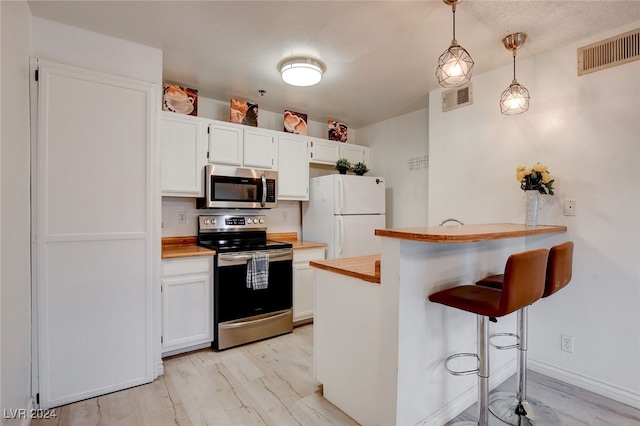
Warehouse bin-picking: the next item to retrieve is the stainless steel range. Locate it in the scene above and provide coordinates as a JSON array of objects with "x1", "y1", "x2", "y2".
[{"x1": 197, "y1": 215, "x2": 293, "y2": 350}]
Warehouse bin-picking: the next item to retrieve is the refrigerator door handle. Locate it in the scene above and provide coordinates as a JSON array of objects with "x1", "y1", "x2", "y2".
[
  {"x1": 337, "y1": 216, "x2": 344, "y2": 256},
  {"x1": 337, "y1": 177, "x2": 344, "y2": 214}
]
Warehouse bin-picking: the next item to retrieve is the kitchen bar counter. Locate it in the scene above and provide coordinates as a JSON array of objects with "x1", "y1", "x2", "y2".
[
  {"x1": 161, "y1": 236, "x2": 216, "y2": 259},
  {"x1": 375, "y1": 223, "x2": 567, "y2": 243},
  {"x1": 313, "y1": 223, "x2": 568, "y2": 426},
  {"x1": 310, "y1": 254, "x2": 380, "y2": 284}
]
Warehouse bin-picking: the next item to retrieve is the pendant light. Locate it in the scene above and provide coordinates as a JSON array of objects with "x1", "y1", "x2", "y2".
[
  {"x1": 436, "y1": 0, "x2": 474, "y2": 87},
  {"x1": 500, "y1": 33, "x2": 530, "y2": 115}
]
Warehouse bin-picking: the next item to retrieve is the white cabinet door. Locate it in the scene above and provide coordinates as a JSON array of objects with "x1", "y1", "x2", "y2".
[
  {"x1": 244, "y1": 128, "x2": 278, "y2": 170},
  {"x1": 162, "y1": 257, "x2": 213, "y2": 354},
  {"x1": 309, "y1": 138, "x2": 340, "y2": 165},
  {"x1": 278, "y1": 134, "x2": 309, "y2": 200},
  {"x1": 160, "y1": 112, "x2": 207, "y2": 196},
  {"x1": 208, "y1": 121, "x2": 243, "y2": 166},
  {"x1": 339, "y1": 144, "x2": 370, "y2": 167},
  {"x1": 35, "y1": 60, "x2": 156, "y2": 409},
  {"x1": 293, "y1": 247, "x2": 325, "y2": 322}
]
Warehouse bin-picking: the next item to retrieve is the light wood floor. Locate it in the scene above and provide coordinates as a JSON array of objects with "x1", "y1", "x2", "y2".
[{"x1": 33, "y1": 324, "x2": 639, "y2": 426}]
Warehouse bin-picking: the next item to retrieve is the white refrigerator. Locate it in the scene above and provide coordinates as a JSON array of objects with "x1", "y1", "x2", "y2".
[{"x1": 303, "y1": 174, "x2": 386, "y2": 258}]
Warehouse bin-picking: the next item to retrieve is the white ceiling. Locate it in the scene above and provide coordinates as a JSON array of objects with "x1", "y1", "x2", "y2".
[{"x1": 27, "y1": 1, "x2": 640, "y2": 128}]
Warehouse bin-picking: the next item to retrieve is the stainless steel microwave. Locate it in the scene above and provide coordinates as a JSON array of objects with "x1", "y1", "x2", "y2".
[{"x1": 198, "y1": 164, "x2": 278, "y2": 209}]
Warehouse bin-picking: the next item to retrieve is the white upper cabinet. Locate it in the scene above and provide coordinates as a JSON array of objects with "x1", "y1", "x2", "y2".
[
  {"x1": 160, "y1": 112, "x2": 208, "y2": 197},
  {"x1": 339, "y1": 144, "x2": 371, "y2": 167},
  {"x1": 208, "y1": 121, "x2": 278, "y2": 170},
  {"x1": 309, "y1": 138, "x2": 340, "y2": 165},
  {"x1": 244, "y1": 128, "x2": 278, "y2": 170},
  {"x1": 208, "y1": 121, "x2": 244, "y2": 166},
  {"x1": 278, "y1": 133, "x2": 310, "y2": 200}
]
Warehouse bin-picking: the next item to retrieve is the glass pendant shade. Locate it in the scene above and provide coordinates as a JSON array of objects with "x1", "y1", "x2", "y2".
[
  {"x1": 436, "y1": 43, "x2": 474, "y2": 87},
  {"x1": 500, "y1": 81, "x2": 530, "y2": 115},
  {"x1": 500, "y1": 33, "x2": 529, "y2": 115},
  {"x1": 280, "y1": 58, "x2": 324, "y2": 87}
]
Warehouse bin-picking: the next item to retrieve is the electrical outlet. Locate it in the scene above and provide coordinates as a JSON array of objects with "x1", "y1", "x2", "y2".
[
  {"x1": 178, "y1": 210, "x2": 187, "y2": 224},
  {"x1": 282, "y1": 211, "x2": 289, "y2": 223},
  {"x1": 561, "y1": 334, "x2": 574, "y2": 353},
  {"x1": 564, "y1": 200, "x2": 576, "y2": 216}
]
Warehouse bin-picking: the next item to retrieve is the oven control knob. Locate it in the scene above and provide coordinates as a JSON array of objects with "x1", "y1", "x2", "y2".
[
  {"x1": 259, "y1": 218, "x2": 265, "y2": 224},
  {"x1": 212, "y1": 218, "x2": 216, "y2": 225},
  {"x1": 203, "y1": 218, "x2": 210, "y2": 225}
]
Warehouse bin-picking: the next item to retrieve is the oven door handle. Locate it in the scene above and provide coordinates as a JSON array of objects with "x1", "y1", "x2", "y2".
[
  {"x1": 220, "y1": 310, "x2": 290, "y2": 329},
  {"x1": 218, "y1": 251, "x2": 291, "y2": 262}
]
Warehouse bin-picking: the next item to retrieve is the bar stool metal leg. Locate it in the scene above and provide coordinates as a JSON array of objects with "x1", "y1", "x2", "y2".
[
  {"x1": 487, "y1": 307, "x2": 560, "y2": 425},
  {"x1": 450, "y1": 315, "x2": 492, "y2": 426}
]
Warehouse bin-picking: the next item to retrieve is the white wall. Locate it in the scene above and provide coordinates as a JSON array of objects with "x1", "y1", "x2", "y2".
[
  {"x1": 358, "y1": 108, "x2": 429, "y2": 227},
  {"x1": 1, "y1": 0, "x2": 32, "y2": 420},
  {"x1": 31, "y1": 17, "x2": 162, "y2": 85},
  {"x1": 429, "y1": 21, "x2": 640, "y2": 407}
]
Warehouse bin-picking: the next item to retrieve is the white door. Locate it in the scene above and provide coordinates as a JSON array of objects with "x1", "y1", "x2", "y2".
[
  {"x1": 35, "y1": 60, "x2": 157, "y2": 409},
  {"x1": 208, "y1": 122, "x2": 243, "y2": 166},
  {"x1": 278, "y1": 134, "x2": 309, "y2": 200},
  {"x1": 243, "y1": 128, "x2": 277, "y2": 170},
  {"x1": 334, "y1": 175, "x2": 386, "y2": 215},
  {"x1": 333, "y1": 214, "x2": 386, "y2": 258}
]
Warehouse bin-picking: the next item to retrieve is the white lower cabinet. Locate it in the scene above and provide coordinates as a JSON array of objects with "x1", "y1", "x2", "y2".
[
  {"x1": 162, "y1": 256, "x2": 214, "y2": 355},
  {"x1": 293, "y1": 247, "x2": 325, "y2": 322}
]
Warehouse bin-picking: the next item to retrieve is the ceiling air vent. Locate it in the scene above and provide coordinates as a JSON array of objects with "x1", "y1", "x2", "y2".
[
  {"x1": 577, "y1": 28, "x2": 640, "y2": 76},
  {"x1": 442, "y1": 83, "x2": 473, "y2": 112}
]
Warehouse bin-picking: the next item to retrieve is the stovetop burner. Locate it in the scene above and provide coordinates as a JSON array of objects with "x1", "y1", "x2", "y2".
[{"x1": 197, "y1": 215, "x2": 292, "y2": 253}]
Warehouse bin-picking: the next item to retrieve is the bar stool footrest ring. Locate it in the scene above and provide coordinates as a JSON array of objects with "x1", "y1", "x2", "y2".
[
  {"x1": 444, "y1": 352, "x2": 479, "y2": 376},
  {"x1": 488, "y1": 332, "x2": 519, "y2": 350}
]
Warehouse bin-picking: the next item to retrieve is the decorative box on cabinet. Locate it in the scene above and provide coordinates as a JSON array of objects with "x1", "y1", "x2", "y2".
[
  {"x1": 293, "y1": 246, "x2": 325, "y2": 323},
  {"x1": 161, "y1": 256, "x2": 214, "y2": 355},
  {"x1": 278, "y1": 133, "x2": 310, "y2": 200},
  {"x1": 309, "y1": 138, "x2": 340, "y2": 165},
  {"x1": 160, "y1": 112, "x2": 208, "y2": 197}
]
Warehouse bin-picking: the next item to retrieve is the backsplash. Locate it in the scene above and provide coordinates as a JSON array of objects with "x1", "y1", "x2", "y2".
[{"x1": 162, "y1": 197, "x2": 302, "y2": 237}]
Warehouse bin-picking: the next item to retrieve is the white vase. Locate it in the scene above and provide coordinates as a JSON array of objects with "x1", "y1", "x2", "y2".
[{"x1": 524, "y1": 190, "x2": 541, "y2": 227}]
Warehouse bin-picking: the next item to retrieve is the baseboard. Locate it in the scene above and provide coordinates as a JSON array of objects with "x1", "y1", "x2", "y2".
[
  {"x1": 529, "y1": 359, "x2": 640, "y2": 409},
  {"x1": 418, "y1": 359, "x2": 517, "y2": 426},
  {"x1": 155, "y1": 360, "x2": 164, "y2": 377}
]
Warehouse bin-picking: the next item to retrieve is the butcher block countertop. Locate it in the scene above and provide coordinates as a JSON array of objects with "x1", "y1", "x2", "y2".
[
  {"x1": 161, "y1": 236, "x2": 216, "y2": 259},
  {"x1": 267, "y1": 232, "x2": 327, "y2": 250},
  {"x1": 310, "y1": 254, "x2": 381, "y2": 284},
  {"x1": 375, "y1": 223, "x2": 567, "y2": 244}
]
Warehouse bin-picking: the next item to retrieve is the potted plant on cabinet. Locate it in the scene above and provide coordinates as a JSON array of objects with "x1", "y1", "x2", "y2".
[
  {"x1": 335, "y1": 158, "x2": 351, "y2": 174},
  {"x1": 353, "y1": 162, "x2": 369, "y2": 176}
]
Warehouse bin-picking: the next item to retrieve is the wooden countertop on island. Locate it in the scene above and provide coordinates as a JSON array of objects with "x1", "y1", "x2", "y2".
[
  {"x1": 375, "y1": 223, "x2": 567, "y2": 243},
  {"x1": 310, "y1": 254, "x2": 381, "y2": 284}
]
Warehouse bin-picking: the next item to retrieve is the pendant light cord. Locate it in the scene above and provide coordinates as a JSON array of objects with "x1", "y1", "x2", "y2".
[
  {"x1": 451, "y1": 3, "x2": 457, "y2": 41},
  {"x1": 512, "y1": 50, "x2": 517, "y2": 82}
]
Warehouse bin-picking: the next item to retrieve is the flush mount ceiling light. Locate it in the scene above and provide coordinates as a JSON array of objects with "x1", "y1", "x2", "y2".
[
  {"x1": 280, "y1": 58, "x2": 325, "y2": 87},
  {"x1": 436, "y1": 0, "x2": 474, "y2": 88},
  {"x1": 500, "y1": 32, "x2": 530, "y2": 115}
]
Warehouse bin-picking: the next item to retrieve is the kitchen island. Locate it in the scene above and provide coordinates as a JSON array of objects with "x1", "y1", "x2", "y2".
[{"x1": 311, "y1": 223, "x2": 567, "y2": 426}]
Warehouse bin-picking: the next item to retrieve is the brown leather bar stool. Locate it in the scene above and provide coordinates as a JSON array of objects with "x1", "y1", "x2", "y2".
[
  {"x1": 428, "y1": 249, "x2": 549, "y2": 426},
  {"x1": 476, "y1": 241, "x2": 574, "y2": 425}
]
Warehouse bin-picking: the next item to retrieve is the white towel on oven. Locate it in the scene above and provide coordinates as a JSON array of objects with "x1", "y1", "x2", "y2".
[{"x1": 246, "y1": 252, "x2": 269, "y2": 290}]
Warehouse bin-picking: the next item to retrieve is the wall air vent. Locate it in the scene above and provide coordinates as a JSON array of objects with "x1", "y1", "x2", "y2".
[
  {"x1": 578, "y1": 28, "x2": 640, "y2": 76},
  {"x1": 442, "y1": 83, "x2": 473, "y2": 112}
]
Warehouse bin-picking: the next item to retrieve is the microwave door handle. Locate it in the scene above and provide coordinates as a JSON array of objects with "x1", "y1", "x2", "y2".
[{"x1": 261, "y1": 173, "x2": 267, "y2": 207}]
